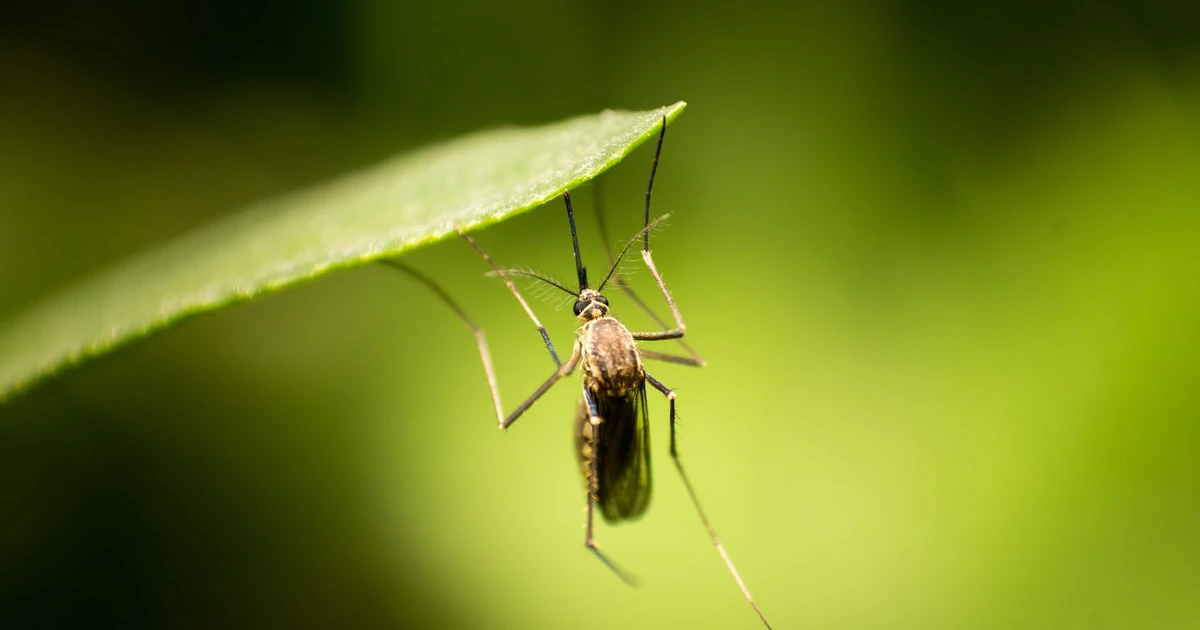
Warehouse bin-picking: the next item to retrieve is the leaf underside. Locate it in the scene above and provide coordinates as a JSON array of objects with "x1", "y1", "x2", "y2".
[{"x1": 0, "y1": 102, "x2": 687, "y2": 401}]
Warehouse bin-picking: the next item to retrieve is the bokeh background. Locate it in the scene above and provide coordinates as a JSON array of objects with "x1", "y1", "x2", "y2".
[{"x1": 3, "y1": 1, "x2": 1199, "y2": 628}]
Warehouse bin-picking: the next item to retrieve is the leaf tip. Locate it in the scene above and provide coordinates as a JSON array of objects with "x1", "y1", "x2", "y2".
[{"x1": 664, "y1": 101, "x2": 687, "y2": 121}]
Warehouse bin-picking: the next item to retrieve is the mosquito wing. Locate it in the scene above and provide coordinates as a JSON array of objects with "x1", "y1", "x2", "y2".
[{"x1": 575, "y1": 382, "x2": 652, "y2": 523}]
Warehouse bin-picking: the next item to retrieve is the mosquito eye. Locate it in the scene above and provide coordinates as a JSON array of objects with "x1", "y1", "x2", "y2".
[
  {"x1": 596, "y1": 296, "x2": 609, "y2": 306},
  {"x1": 572, "y1": 301, "x2": 587, "y2": 316}
]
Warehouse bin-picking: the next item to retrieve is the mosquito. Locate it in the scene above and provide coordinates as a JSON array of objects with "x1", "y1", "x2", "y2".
[{"x1": 384, "y1": 117, "x2": 771, "y2": 628}]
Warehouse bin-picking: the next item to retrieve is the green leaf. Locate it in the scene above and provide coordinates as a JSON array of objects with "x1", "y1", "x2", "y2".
[{"x1": 0, "y1": 102, "x2": 687, "y2": 401}]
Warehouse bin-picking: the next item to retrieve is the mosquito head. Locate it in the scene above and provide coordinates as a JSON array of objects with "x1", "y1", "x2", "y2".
[{"x1": 573, "y1": 288, "x2": 610, "y2": 321}]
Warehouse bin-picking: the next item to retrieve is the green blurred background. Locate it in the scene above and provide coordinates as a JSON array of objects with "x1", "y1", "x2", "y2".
[{"x1": 3, "y1": 1, "x2": 1199, "y2": 628}]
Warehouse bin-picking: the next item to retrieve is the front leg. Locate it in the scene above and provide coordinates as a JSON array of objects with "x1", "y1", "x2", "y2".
[
  {"x1": 629, "y1": 249, "x2": 687, "y2": 341},
  {"x1": 631, "y1": 116, "x2": 688, "y2": 344}
]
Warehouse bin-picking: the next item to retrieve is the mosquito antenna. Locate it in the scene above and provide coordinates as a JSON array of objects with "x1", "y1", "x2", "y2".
[
  {"x1": 488, "y1": 268, "x2": 579, "y2": 297},
  {"x1": 597, "y1": 214, "x2": 670, "y2": 292},
  {"x1": 644, "y1": 116, "x2": 667, "y2": 251},
  {"x1": 562, "y1": 191, "x2": 589, "y2": 291}
]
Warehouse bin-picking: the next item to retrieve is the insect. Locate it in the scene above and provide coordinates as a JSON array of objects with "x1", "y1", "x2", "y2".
[{"x1": 385, "y1": 117, "x2": 771, "y2": 628}]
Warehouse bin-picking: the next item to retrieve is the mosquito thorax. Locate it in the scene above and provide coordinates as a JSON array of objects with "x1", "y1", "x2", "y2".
[{"x1": 573, "y1": 289, "x2": 610, "y2": 321}]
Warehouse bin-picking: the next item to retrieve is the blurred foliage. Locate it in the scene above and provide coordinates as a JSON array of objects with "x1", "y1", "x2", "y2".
[{"x1": 2, "y1": 1, "x2": 1199, "y2": 629}]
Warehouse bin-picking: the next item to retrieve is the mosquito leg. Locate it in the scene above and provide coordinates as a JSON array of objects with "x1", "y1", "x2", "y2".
[
  {"x1": 638, "y1": 348, "x2": 705, "y2": 368},
  {"x1": 631, "y1": 247, "x2": 688, "y2": 342},
  {"x1": 501, "y1": 343, "x2": 581, "y2": 430},
  {"x1": 594, "y1": 177, "x2": 665, "y2": 328},
  {"x1": 381, "y1": 260, "x2": 579, "y2": 430},
  {"x1": 644, "y1": 372, "x2": 773, "y2": 629},
  {"x1": 582, "y1": 384, "x2": 602, "y2": 425},
  {"x1": 630, "y1": 248, "x2": 687, "y2": 341},
  {"x1": 631, "y1": 116, "x2": 689, "y2": 343},
  {"x1": 458, "y1": 227, "x2": 561, "y2": 367},
  {"x1": 643, "y1": 116, "x2": 666, "y2": 252},
  {"x1": 593, "y1": 179, "x2": 704, "y2": 363},
  {"x1": 580, "y1": 387, "x2": 639, "y2": 586},
  {"x1": 379, "y1": 260, "x2": 505, "y2": 425}
]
